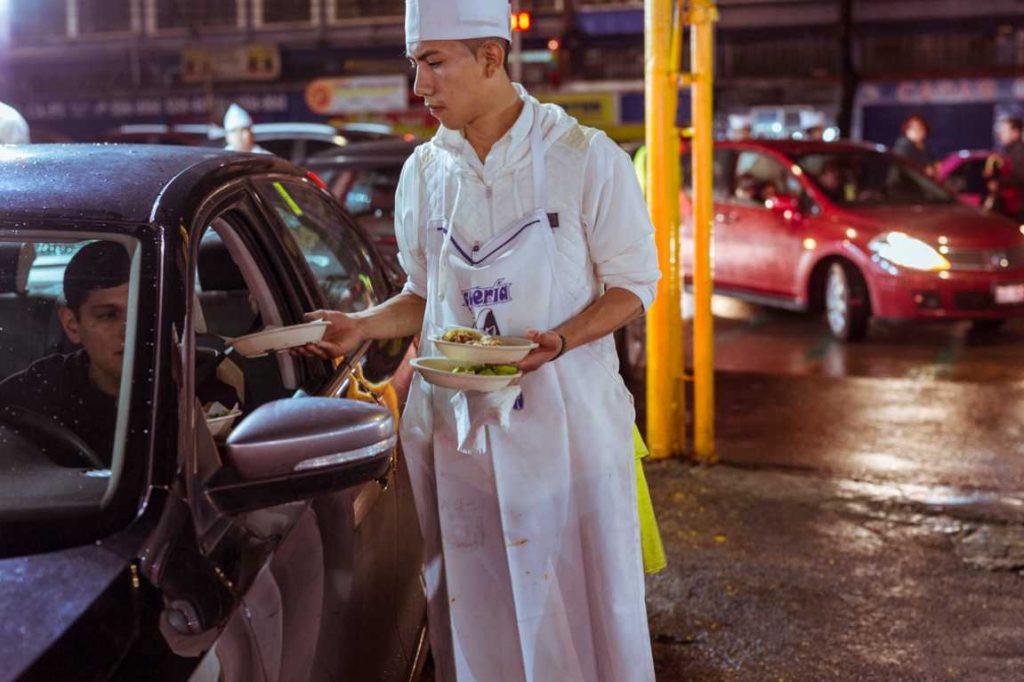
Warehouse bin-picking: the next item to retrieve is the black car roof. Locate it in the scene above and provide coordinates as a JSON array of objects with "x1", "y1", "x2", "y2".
[
  {"x1": 306, "y1": 139, "x2": 421, "y2": 169},
  {"x1": 0, "y1": 144, "x2": 302, "y2": 224}
]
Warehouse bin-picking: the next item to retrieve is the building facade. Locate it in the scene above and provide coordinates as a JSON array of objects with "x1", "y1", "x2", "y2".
[{"x1": 1, "y1": 0, "x2": 1022, "y2": 148}]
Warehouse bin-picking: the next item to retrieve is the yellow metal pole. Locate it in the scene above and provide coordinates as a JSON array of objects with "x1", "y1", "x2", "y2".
[
  {"x1": 690, "y1": 0, "x2": 718, "y2": 463},
  {"x1": 644, "y1": 0, "x2": 685, "y2": 458}
]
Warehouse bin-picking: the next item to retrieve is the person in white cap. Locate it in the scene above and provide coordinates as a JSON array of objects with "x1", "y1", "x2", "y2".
[
  {"x1": 0, "y1": 102, "x2": 30, "y2": 145},
  {"x1": 222, "y1": 103, "x2": 268, "y2": 154},
  {"x1": 299, "y1": 1, "x2": 659, "y2": 679}
]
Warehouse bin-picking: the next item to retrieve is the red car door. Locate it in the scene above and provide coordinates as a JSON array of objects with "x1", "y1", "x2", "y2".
[{"x1": 723, "y1": 149, "x2": 808, "y2": 298}]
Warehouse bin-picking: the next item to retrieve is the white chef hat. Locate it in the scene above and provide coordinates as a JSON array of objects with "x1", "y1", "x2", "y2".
[
  {"x1": 0, "y1": 102, "x2": 29, "y2": 145},
  {"x1": 223, "y1": 103, "x2": 253, "y2": 132},
  {"x1": 405, "y1": 0, "x2": 511, "y2": 44}
]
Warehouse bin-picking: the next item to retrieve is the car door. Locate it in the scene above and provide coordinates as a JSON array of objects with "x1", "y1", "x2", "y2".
[
  {"x1": 720, "y1": 149, "x2": 808, "y2": 297},
  {"x1": 250, "y1": 177, "x2": 422, "y2": 679},
  {"x1": 161, "y1": 190, "x2": 395, "y2": 682},
  {"x1": 679, "y1": 147, "x2": 734, "y2": 288},
  {"x1": 0, "y1": 230, "x2": 164, "y2": 681}
]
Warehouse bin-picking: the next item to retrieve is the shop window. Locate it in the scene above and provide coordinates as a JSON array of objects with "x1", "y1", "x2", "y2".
[
  {"x1": 78, "y1": 0, "x2": 132, "y2": 34},
  {"x1": 331, "y1": 0, "x2": 404, "y2": 20},
  {"x1": 10, "y1": 0, "x2": 67, "y2": 45},
  {"x1": 261, "y1": 0, "x2": 313, "y2": 25},
  {"x1": 155, "y1": 0, "x2": 239, "y2": 31}
]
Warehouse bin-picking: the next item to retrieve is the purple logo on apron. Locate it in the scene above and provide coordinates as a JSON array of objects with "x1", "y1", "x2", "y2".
[{"x1": 461, "y1": 278, "x2": 513, "y2": 310}]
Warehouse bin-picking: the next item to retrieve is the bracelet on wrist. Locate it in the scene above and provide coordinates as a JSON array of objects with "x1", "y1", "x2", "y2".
[{"x1": 552, "y1": 332, "x2": 569, "y2": 360}]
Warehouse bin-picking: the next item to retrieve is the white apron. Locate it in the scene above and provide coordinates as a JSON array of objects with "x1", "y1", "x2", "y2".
[{"x1": 400, "y1": 121, "x2": 654, "y2": 682}]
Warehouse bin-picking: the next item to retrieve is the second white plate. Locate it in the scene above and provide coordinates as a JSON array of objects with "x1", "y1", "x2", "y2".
[{"x1": 411, "y1": 357, "x2": 522, "y2": 393}]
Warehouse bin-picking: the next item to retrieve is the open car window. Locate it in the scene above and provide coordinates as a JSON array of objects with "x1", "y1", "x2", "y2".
[
  {"x1": 192, "y1": 218, "x2": 302, "y2": 428},
  {"x1": 0, "y1": 235, "x2": 140, "y2": 519}
]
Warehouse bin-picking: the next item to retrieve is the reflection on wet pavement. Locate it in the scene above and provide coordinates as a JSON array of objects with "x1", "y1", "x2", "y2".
[
  {"x1": 688, "y1": 295, "x2": 1024, "y2": 383},
  {"x1": 639, "y1": 300, "x2": 1024, "y2": 679}
]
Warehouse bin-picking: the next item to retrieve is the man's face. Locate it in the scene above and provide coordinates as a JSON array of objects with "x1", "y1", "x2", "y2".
[
  {"x1": 59, "y1": 283, "x2": 129, "y2": 392},
  {"x1": 227, "y1": 127, "x2": 254, "y2": 152},
  {"x1": 996, "y1": 121, "x2": 1020, "y2": 147},
  {"x1": 905, "y1": 120, "x2": 926, "y2": 143},
  {"x1": 408, "y1": 40, "x2": 489, "y2": 130}
]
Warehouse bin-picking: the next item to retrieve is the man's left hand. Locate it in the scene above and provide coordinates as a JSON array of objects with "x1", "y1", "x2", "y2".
[{"x1": 514, "y1": 329, "x2": 564, "y2": 373}]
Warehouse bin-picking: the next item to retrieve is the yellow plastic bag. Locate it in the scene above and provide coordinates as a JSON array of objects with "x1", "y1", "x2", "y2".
[{"x1": 633, "y1": 424, "x2": 667, "y2": 574}]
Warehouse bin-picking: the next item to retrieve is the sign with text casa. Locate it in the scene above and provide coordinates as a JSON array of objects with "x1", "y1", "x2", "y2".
[
  {"x1": 305, "y1": 76, "x2": 409, "y2": 116},
  {"x1": 182, "y1": 44, "x2": 281, "y2": 83}
]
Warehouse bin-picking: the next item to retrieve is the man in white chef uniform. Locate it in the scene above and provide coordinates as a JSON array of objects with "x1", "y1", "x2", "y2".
[{"x1": 301, "y1": 1, "x2": 660, "y2": 679}]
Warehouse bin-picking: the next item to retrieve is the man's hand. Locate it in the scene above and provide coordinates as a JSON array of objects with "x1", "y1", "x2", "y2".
[
  {"x1": 514, "y1": 329, "x2": 564, "y2": 373},
  {"x1": 292, "y1": 309, "x2": 366, "y2": 360}
]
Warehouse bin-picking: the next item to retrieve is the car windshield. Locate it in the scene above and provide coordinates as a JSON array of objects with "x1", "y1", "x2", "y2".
[{"x1": 795, "y1": 150, "x2": 956, "y2": 207}]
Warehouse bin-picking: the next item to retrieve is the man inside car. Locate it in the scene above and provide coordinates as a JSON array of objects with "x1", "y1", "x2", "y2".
[
  {"x1": 0, "y1": 242, "x2": 237, "y2": 466},
  {"x1": 0, "y1": 242, "x2": 131, "y2": 465}
]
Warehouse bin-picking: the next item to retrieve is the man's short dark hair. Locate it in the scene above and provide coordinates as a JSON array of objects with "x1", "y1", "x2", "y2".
[
  {"x1": 461, "y1": 37, "x2": 511, "y2": 74},
  {"x1": 1003, "y1": 117, "x2": 1023, "y2": 134},
  {"x1": 64, "y1": 241, "x2": 130, "y2": 315}
]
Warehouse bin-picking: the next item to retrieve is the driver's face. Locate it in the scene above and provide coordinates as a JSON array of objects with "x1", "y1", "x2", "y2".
[{"x1": 59, "y1": 284, "x2": 128, "y2": 395}]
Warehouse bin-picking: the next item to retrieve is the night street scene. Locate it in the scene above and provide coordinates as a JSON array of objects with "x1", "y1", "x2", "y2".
[{"x1": 2, "y1": 1, "x2": 1024, "y2": 680}]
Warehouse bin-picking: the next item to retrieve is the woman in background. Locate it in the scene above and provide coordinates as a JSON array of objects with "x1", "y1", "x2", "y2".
[{"x1": 893, "y1": 114, "x2": 939, "y2": 177}]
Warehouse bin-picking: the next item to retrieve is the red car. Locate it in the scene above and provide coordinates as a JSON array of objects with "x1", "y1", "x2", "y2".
[
  {"x1": 680, "y1": 140, "x2": 1024, "y2": 340},
  {"x1": 938, "y1": 149, "x2": 1022, "y2": 217}
]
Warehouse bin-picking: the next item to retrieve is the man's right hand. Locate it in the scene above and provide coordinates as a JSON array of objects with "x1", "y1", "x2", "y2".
[{"x1": 294, "y1": 310, "x2": 366, "y2": 360}]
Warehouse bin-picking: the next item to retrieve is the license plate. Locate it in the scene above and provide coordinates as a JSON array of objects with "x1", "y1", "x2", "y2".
[{"x1": 994, "y1": 283, "x2": 1024, "y2": 305}]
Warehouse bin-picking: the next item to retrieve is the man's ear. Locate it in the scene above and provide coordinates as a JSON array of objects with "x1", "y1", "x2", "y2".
[
  {"x1": 481, "y1": 40, "x2": 506, "y2": 78},
  {"x1": 58, "y1": 306, "x2": 82, "y2": 345}
]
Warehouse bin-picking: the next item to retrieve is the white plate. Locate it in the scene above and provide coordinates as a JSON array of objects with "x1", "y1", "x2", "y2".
[
  {"x1": 228, "y1": 320, "x2": 330, "y2": 358},
  {"x1": 205, "y1": 410, "x2": 242, "y2": 439},
  {"x1": 411, "y1": 357, "x2": 522, "y2": 393},
  {"x1": 430, "y1": 334, "x2": 538, "y2": 364}
]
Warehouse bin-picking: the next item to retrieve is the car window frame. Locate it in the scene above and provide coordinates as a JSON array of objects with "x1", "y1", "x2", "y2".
[
  {"x1": 0, "y1": 220, "x2": 161, "y2": 558},
  {"x1": 251, "y1": 174, "x2": 393, "y2": 302}
]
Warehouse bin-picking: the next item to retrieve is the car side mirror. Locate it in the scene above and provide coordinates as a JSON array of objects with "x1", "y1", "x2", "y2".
[
  {"x1": 203, "y1": 397, "x2": 395, "y2": 515},
  {"x1": 765, "y1": 194, "x2": 801, "y2": 221}
]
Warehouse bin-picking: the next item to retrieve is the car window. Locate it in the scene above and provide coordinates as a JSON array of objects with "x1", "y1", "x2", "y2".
[
  {"x1": 731, "y1": 151, "x2": 804, "y2": 206},
  {"x1": 304, "y1": 140, "x2": 340, "y2": 158},
  {"x1": 682, "y1": 150, "x2": 732, "y2": 200},
  {"x1": 192, "y1": 218, "x2": 302, "y2": 431},
  {"x1": 796, "y1": 150, "x2": 956, "y2": 206},
  {"x1": 258, "y1": 179, "x2": 377, "y2": 313},
  {"x1": 257, "y1": 138, "x2": 294, "y2": 159},
  {"x1": 946, "y1": 158, "x2": 988, "y2": 196},
  {"x1": 343, "y1": 169, "x2": 400, "y2": 218},
  {"x1": 0, "y1": 235, "x2": 140, "y2": 518}
]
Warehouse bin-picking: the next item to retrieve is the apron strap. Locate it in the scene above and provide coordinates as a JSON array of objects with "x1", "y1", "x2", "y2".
[{"x1": 530, "y1": 120, "x2": 547, "y2": 213}]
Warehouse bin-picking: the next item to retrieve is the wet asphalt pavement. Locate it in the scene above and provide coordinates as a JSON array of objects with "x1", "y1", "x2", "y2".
[{"x1": 642, "y1": 305, "x2": 1024, "y2": 680}]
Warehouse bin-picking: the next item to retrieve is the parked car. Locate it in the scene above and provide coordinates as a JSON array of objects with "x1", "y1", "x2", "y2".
[
  {"x1": 938, "y1": 149, "x2": 1022, "y2": 217},
  {"x1": 620, "y1": 140, "x2": 1024, "y2": 380},
  {"x1": 306, "y1": 139, "x2": 422, "y2": 278},
  {"x1": 691, "y1": 139, "x2": 1024, "y2": 337},
  {"x1": 0, "y1": 144, "x2": 425, "y2": 681},
  {"x1": 207, "y1": 122, "x2": 399, "y2": 164},
  {"x1": 99, "y1": 123, "x2": 215, "y2": 146}
]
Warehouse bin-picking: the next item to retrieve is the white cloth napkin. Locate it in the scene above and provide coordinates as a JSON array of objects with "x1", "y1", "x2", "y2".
[{"x1": 449, "y1": 387, "x2": 520, "y2": 455}]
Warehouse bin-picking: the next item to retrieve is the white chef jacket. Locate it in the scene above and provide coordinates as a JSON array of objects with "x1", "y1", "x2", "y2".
[{"x1": 395, "y1": 85, "x2": 660, "y2": 320}]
